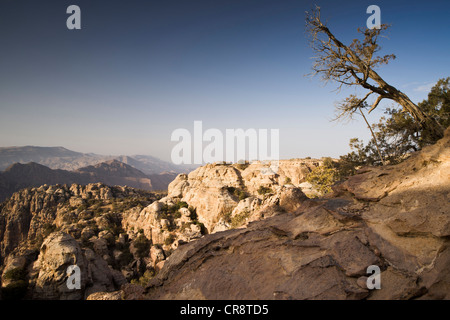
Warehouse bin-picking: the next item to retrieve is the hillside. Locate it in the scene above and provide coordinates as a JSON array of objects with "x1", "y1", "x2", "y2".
[
  {"x1": 0, "y1": 146, "x2": 194, "y2": 174},
  {"x1": 0, "y1": 160, "x2": 177, "y2": 202}
]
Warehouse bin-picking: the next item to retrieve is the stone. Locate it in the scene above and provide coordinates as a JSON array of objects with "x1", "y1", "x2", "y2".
[{"x1": 32, "y1": 232, "x2": 87, "y2": 300}]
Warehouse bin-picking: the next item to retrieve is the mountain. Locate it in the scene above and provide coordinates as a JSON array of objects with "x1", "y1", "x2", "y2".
[
  {"x1": 0, "y1": 146, "x2": 195, "y2": 174},
  {"x1": 76, "y1": 160, "x2": 152, "y2": 189},
  {"x1": 0, "y1": 160, "x2": 178, "y2": 202},
  {"x1": 0, "y1": 146, "x2": 110, "y2": 172}
]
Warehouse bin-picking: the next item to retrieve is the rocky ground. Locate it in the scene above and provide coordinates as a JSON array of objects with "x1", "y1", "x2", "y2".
[
  {"x1": 0, "y1": 128, "x2": 448, "y2": 300},
  {"x1": 131, "y1": 127, "x2": 449, "y2": 300}
]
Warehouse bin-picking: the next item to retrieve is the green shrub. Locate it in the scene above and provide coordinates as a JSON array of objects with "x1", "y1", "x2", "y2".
[
  {"x1": 188, "y1": 206, "x2": 198, "y2": 221},
  {"x1": 173, "y1": 211, "x2": 182, "y2": 219},
  {"x1": 193, "y1": 221, "x2": 207, "y2": 235},
  {"x1": 230, "y1": 211, "x2": 250, "y2": 229},
  {"x1": 134, "y1": 234, "x2": 150, "y2": 258},
  {"x1": 164, "y1": 234, "x2": 175, "y2": 246},
  {"x1": 3, "y1": 268, "x2": 27, "y2": 282},
  {"x1": 306, "y1": 166, "x2": 339, "y2": 195},
  {"x1": 227, "y1": 187, "x2": 248, "y2": 201},
  {"x1": 257, "y1": 186, "x2": 273, "y2": 195},
  {"x1": 131, "y1": 269, "x2": 156, "y2": 287},
  {"x1": 2, "y1": 268, "x2": 28, "y2": 300},
  {"x1": 219, "y1": 210, "x2": 232, "y2": 224}
]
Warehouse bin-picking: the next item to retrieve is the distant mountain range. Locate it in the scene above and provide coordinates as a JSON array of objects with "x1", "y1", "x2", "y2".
[
  {"x1": 0, "y1": 160, "x2": 179, "y2": 202},
  {"x1": 0, "y1": 146, "x2": 197, "y2": 202},
  {"x1": 0, "y1": 146, "x2": 195, "y2": 174}
]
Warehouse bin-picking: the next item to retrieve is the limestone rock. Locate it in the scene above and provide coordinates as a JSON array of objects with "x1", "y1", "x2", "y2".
[
  {"x1": 139, "y1": 130, "x2": 450, "y2": 300},
  {"x1": 32, "y1": 232, "x2": 87, "y2": 300}
]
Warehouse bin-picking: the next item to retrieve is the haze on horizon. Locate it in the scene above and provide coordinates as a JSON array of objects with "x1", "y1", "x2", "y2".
[{"x1": 0, "y1": 0, "x2": 448, "y2": 162}]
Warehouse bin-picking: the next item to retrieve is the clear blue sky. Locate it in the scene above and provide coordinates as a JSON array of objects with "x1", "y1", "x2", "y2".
[{"x1": 0, "y1": 0, "x2": 449, "y2": 161}]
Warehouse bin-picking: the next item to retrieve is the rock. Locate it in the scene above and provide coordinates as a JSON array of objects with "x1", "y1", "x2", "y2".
[
  {"x1": 86, "y1": 290, "x2": 122, "y2": 300},
  {"x1": 160, "y1": 219, "x2": 170, "y2": 230},
  {"x1": 155, "y1": 260, "x2": 165, "y2": 272},
  {"x1": 179, "y1": 207, "x2": 191, "y2": 217},
  {"x1": 150, "y1": 246, "x2": 165, "y2": 265},
  {"x1": 91, "y1": 238, "x2": 109, "y2": 257},
  {"x1": 367, "y1": 267, "x2": 423, "y2": 300},
  {"x1": 83, "y1": 248, "x2": 117, "y2": 297},
  {"x1": 32, "y1": 232, "x2": 87, "y2": 300},
  {"x1": 356, "y1": 276, "x2": 368, "y2": 289},
  {"x1": 98, "y1": 230, "x2": 115, "y2": 245},
  {"x1": 81, "y1": 227, "x2": 96, "y2": 240},
  {"x1": 166, "y1": 160, "x2": 318, "y2": 232}
]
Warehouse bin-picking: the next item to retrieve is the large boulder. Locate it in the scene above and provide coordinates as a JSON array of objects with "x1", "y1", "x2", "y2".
[{"x1": 32, "y1": 232, "x2": 87, "y2": 300}]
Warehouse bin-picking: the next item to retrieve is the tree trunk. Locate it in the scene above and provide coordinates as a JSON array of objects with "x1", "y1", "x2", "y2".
[
  {"x1": 359, "y1": 107, "x2": 386, "y2": 166},
  {"x1": 368, "y1": 69, "x2": 444, "y2": 140}
]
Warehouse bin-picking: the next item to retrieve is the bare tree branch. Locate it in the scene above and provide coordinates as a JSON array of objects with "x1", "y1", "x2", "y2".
[{"x1": 305, "y1": 6, "x2": 444, "y2": 140}]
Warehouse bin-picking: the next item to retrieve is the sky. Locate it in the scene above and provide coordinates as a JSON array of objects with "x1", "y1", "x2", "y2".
[{"x1": 0, "y1": 0, "x2": 449, "y2": 162}]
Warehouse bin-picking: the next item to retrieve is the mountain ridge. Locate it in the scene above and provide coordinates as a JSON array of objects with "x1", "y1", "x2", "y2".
[
  {"x1": 0, "y1": 146, "x2": 195, "y2": 174},
  {"x1": 0, "y1": 160, "x2": 177, "y2": 202}
]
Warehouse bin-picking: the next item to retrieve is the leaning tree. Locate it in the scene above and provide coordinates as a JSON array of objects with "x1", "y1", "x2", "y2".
[{"x1": 305, "y1": 6, "x2": 444, "y2": 141}]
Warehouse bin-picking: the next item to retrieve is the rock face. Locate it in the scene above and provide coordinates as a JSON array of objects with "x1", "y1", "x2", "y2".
[
  {"x1": 126, "y1": 128, "x2": 450, "y2": 300},
  {"x1": 0, "y1": 183, "x2": 161, "y2": 299},
  {"x1": 167, "y1": 159, "x2": 321, "y2": 232},
  {"x1": 32, "y1": 232, "x2": 88, "y2": 300}
]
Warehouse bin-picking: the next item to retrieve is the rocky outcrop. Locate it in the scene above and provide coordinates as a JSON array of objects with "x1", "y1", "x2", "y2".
[
  {"x1": 167, "y1": 159, "x2": 321, "y2": 232},
  {"x1": 120, "y1": 128, "x2": 450, "y2": 300},
  {"x1": 31, "y1": 232, "x2": 88, "y2": 300},
  {"x1": 0, "y1": 183, "x2": 161, "y2": 299}
]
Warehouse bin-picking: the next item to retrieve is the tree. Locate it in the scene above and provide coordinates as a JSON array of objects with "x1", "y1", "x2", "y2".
[
  {"x1": 305, "y1": 6, "x2": 444, "y2": 141},
  {"x1": 340, "y1": 77, "x2": 449, "y2": 167}
]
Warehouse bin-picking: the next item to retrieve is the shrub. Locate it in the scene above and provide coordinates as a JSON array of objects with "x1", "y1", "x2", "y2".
[
  {"x1": 193, "y1": 221, "x2": 207, "y2": 235},
  {"x1": 188, "y1": 206, "x2": 198, "y2": 221},
  {"x1": 3, "y1": 268, "x2": 27, "y2": 282},
  {"x1": 219, "y1": 210, "x2": 232, "y2": 224},
  {"x1": 2, "y1": 268, "x2": 28, "y2": 300},
  {"x1": 306, "y1": 164, "x2": 340, "y2": 195},
  {"x1": 131, "y1": 269, "x2": 156, "y2": 287},
  {"x1": 134, "y1": 234, "x2": 150, "y2": 258},
  {"x1": 230, "y1": 211, "x2": 250, "y2": 229},
  {"x1": 257, "y1": 186, "x2": 273, "y2": 195},
  {"x1": 227, "y1": 187, "x2": 248, "y2": 201},
  {"x1": 164, "y1": 234, "x2": 175, "y2": 246}
]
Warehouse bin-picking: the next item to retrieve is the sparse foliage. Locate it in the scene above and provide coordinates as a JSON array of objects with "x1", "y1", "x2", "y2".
[
  {"x1": 340, "y1": 78, "x2": 449, "y2": 167},
  {"x1": 306, "y1": 6, "x2": 444, "y2": 141}
]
